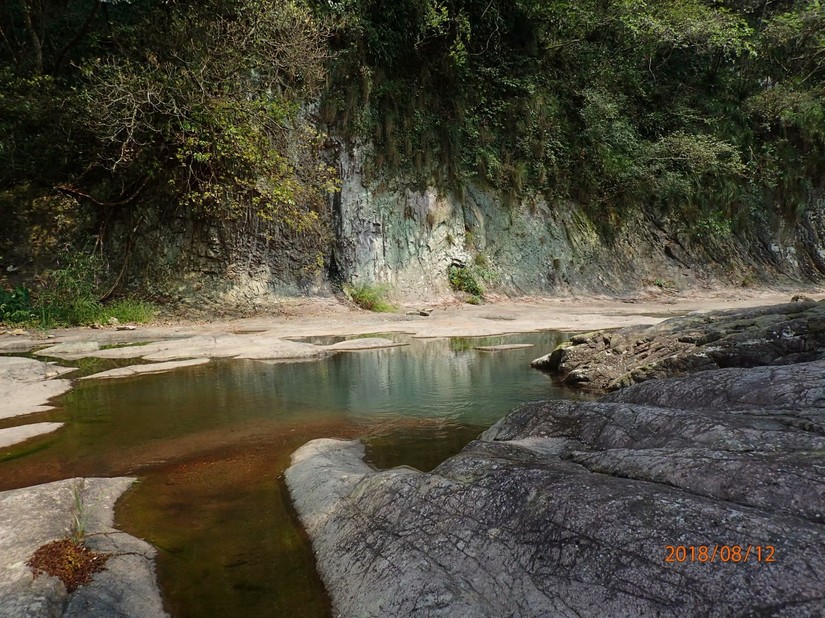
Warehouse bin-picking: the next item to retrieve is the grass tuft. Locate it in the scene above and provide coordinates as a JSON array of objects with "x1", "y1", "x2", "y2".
[{"x1": 344, "y1": 283, "x2": 396, "y2": 312}]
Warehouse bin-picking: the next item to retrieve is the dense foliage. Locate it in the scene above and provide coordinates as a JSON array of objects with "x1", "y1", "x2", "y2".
[
  {"x1": 1, "y1": 0, "x2": 334, "y2": 226},
  {"x1": 320, "y1": 0, "x2": 824, "y2": 228},
  {"x1": 1, "y1": 0, "x2": 335, "y2": 321},
  {"x1": 1, "y1": 0, "x2": 823, "y2": 290}
]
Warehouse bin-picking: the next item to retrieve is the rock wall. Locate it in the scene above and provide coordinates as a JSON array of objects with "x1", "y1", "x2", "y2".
[
  {"x1": 7, "y1": 145, "x2": 823, "y2": 305},
  {"x1": 110, "y1": 200, "x2": 333, "y2": 309},
  {"x1": 331, "y1": 144, "x2": 825, "y2": 300}
]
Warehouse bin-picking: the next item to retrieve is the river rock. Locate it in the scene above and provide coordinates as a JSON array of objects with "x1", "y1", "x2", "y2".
[
  {"x1": 80, "y1": 358, "x2": 210, "y2": 381},
  {"x1": 531, "y1": 299, "x2": 825, "y2": 390},
  {"x1": 0, "y1": 423, "x2": 64, "y2": 449},
  {"x1": 323, "y1": 338, "x2": 407, "y2": 351},
  {"x1": 0, "y1": 357, "x2": 75, "y2": 420},
  {"x1": 34, "y1": 341, "x2": 101, "y2": 360},
  {"x1": 473, "y1": 344, "x2": 534, "y2": 352},
  {"x1": 0, "y1": 477, "x2": 167, "y2": 618},
  {"x1": 286, "y1": 360, "x2": 825, "y2": 617}
]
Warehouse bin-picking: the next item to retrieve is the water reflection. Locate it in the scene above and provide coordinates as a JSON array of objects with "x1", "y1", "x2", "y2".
[{"x1": 0, "y1": 330, "x2": 581, "y2": 617}]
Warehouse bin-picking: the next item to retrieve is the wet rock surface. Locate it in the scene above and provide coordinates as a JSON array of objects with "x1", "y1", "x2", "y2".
[
  {"x1": 531, "y1": 299, "x2": 825, "y2": 390},
  {"x1": 287, "y1": 360, "x2": 825, "y2": 617}
]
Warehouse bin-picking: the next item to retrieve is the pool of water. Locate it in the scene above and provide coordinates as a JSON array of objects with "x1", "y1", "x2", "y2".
[{"x1": 0, "y1": 331, "x2": 589, "y2": 616}]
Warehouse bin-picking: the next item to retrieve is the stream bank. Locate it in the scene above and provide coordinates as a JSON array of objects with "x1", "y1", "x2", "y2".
[
  {"x1": 285, "y1": 297, "x2": 825, "y2": 617},
  {"x1": 1, "y1": 292, "x2": 823, "y2": 616}
]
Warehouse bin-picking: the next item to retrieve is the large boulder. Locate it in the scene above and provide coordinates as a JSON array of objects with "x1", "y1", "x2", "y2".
[
  {"x1": 286, "y1": 360, "x2": 825, "y2": 617},
  {"x1": 530, "y1": 299, "x2": 825, "y2": 390}
]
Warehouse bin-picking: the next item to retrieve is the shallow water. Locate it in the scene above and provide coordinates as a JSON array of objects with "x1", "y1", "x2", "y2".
[{"x1": 0, "y1": 331, "x2": 588, "y2": 616}]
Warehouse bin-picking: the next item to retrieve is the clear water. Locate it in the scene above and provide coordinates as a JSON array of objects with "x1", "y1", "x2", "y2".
[{"x1": 0, "y1": 331, "x2": 588, "y2": 616}]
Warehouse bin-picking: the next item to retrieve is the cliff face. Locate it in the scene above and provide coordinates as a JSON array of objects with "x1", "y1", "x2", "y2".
[
  {"x1": 5, "y1": 147, "x2": 824, "y2": 306},
  {"x1": 328, "y1": 144, "x2": 825, "y2": 300}
]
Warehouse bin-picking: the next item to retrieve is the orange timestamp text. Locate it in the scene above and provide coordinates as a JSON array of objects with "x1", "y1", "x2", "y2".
[{"x1": 664, "y1": 545, "x2": 776, "y2": 564}]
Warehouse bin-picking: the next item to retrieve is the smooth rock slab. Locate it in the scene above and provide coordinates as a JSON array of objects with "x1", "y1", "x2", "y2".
[
  {"x1": 80, "y1": 358, "x2": 210, "y2": 381},
  {"x1": 0, "y1": 423, "x2": 64, "y2": 449},
  {"x1": 287, "y1": 360, "x2": 825, "y2": 617},
  {"x1": 0, "y1": 477, "x2": 167, "y2": 618},
  {"x1": 473, "y1": 344, "x2": 534, "y2": 352},
  {"x1": 34, "y1": 341, "x2": 101, "y2": 361},
  {"x1": 57, "y1": 334, "x2": 331, "y2": 363},
  {"x1": 0, "y1": 357, "x2": 74, "y2": 420},
  {"x1": 323, "y1": 338, "x2": 407, "y2": 351}
]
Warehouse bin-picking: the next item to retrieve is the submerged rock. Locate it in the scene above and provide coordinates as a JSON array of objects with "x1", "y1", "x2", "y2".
[
  {"x1": 531, "y1": 299, "x2": 825, "y2": 390},
  {"x1": 80, "y1": 358, "x2": 210, "y2": 381},
  {"x1": 286, "y1": 360, "x2": 825, "y2": 617}
]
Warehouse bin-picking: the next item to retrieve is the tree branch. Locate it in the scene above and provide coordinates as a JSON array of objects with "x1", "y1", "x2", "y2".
[{"x1": 55, "y1": 176, "x2": 150, "y2": 208}]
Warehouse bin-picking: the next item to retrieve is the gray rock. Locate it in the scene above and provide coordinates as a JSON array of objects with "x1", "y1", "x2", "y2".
[
  {"x1": 0, "y1": 423, "x2": 64, "y2": 449},
  {"x1": 0, "y1": 357, "x2": 75, "y2": 420},
  {"x1": 0, "y1": 478, "x2": 167, "y2": 618},
  {"x1": 79, "y1": 358, "x2": 210, "y2": 381},
  {"x1": 34, "y1": 341, "x2": 101, "y2": 360},
  {"x1": 323, "y1": 338, "x2": 407, "y2": 351},
  {"x1": 473, "y1": 344, "x2": 534, "y2": 352},
  {"x1": 287, "y1": 360, "x2": 825, "y2": 617},
  {"x1": 532, "y1": 300, "x2": 825, "y2": 390}
]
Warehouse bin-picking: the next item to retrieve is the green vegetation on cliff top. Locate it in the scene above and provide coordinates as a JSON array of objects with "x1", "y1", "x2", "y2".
[{"x1": 0, "y1": 0, "x2": 823, "y2": 304}]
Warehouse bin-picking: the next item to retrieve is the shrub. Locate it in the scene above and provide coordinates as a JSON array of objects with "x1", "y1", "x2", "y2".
[
  {"x1": 0, "y1": 251, "x2": 156, "y2": 328},
  {"x1": 448, "y1": 264, "x2": 484, "y2": 297},
  {"x1": 344, "y1": 283, "x2": 396, "y2": 312},
  {"x1": 0, "y1": 286, "x2": 35, "y2": 324}
]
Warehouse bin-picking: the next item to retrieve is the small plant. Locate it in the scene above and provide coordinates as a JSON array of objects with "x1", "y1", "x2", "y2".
[
  {"x1": 0, "y1": 249, "x2": 156, "y2": 328},
  {"x1": 448, "y1": 264, "x2": 484, "y2": 297},
  {"x1": 26, "y1": 478, "x2": 109, "y2": 593},
  {"x1": 741, "y1": 273, "x2": 758, "y2": 287},
  {"x1": 103, "y1": 299, "x2": 156, "y2": 324},
  {"x1": 69, "y1": 479, "x2": 88, "y2": 544},
  {"x1": 693, "y1": 211, "x2": 733, "y2": 240},
  {"x1": 344, "y1": 283, "x2": 396, "y2": 312},
  {"x1": 0, "y1": 286, "x2": 35, "y2": 324}
]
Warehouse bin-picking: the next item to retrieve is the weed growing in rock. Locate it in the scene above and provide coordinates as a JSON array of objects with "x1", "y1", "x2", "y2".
[
  {"x1": 26, "y1": 479, "x2": 109, "y2": 592},
  {"x1": 449, "y1": 264, "x2": 484, "y2": 297},
  {"x1": 69, "y1": 479, "x2": 88, "y2": 544}
]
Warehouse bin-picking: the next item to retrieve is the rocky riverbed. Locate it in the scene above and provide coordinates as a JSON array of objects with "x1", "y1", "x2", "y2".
[
  {"x1": 531, "y1": 298, "x2": 825, "y2": 390},
  {"x1": 2, "y1": 293, "x2": 823, "y2": 616},
  {"x1": 286, "y1": 304, "x2": 825, "y2": 617}
]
